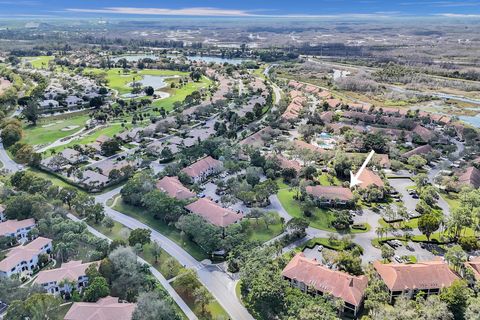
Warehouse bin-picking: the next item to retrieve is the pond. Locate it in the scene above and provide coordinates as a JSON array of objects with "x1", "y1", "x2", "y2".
[
  {"x1": 185, "y1": 55, "x2": 249, "y2": 65},
  {"x1": 111, "y1": 54, "x2": 158, "y2": 62},
  {"x1": 133, "y1": 75, "x2": 178, "y2": 89},
  {"x1": 459, "y1": 114, "x2": 480, "y2": 128}
]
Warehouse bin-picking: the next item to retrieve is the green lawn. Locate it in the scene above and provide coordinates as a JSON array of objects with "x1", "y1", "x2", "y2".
[
  {"x1": 111, "y1": 197, "x2": 208, "y2": 261},
  {"x1": 244, "y1": 216, "x2": 283, "y2": 243},
  {"x1": 47, "y1": 124, "x2": 124, "y2": 154},
  {"x1": 172, "y1": 277, "x2": 229, "y2": 320},
  {"x1": 23, "y1": 56, "x2": 54, "y2": 69},
  {"x1": 303, "y1": 237, "x2": 345, "y2": 250},
  {"x1": 83, "y1": 68, "x2": 189, "y2": 94},
  {"x1": 317, "y1": 174, "x2": 342, "y2": 186},
  {"x1": 277, "y1": 179, "x2": 368, "y2": 233},
  {"x1": 22, "y1": 113, "x2": 89, "y2": 146},
  {"x1": 151, "y1": 77, "x2": 212, "y2": 112},
  {"x1": 440, "y1": 192, "x2": 461, "y2": 211},
  {"x1": 27, "y1": 168, "x2": 85, "y2": 193},
  {"x1": 92, "y1": 219, "x2": 184, "y2": 280}
]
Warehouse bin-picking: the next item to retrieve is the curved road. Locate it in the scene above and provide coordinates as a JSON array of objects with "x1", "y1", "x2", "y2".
[{"x1": 96, "y1": 188, "x2": 254, "y2": 320}]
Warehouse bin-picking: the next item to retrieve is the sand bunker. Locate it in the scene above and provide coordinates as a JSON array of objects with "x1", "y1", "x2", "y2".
[{"x1": 61, "y1": 125, "x2": 80, "y2": 131}]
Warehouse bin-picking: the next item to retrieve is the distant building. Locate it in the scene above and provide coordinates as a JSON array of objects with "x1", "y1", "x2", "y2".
[
  {"x1": 185, "y1": 198, "x2": 242, "y2": 227},
  {"x1": 282, "y1": 253, "x2": 368, "y2": 316},
  {"x1": 373, "y1": 259, "x2": 459, "y2": 302},
  {"x1": 35, "y1": 260, "x2": 99, "y2": 295},
  {"x1": 0, "y1": 218, "x2": 36, "y2": 243},
  {"x1": 272, "y1": 154, "x2": 302, "y2": 173},
  {"x1": 0, "y1": 237, "x2": 52, "y2": 278},
  {"x1": 305, "y1": 185, "x2": 354, "y2": 206},
  {"x1": 64, "y1": 296, "x2": 136, "y2": 320},
  {"x1": 465, "y1": 257, "x2": 480, "y2": 282},
  {"x1": 156, "y1": 176, "x2": 195, "y2": 200},
  {"x1": 402, "y1": 145, "x2": 433, "y2": 159},
  {"x1": 181, "y1": 156, "x2": 223, "y2": 183}
]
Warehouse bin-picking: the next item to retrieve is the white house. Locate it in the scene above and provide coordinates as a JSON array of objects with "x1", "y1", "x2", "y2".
[
  {"x1": 0, "y1": 218, "x2": 36, "y2": 243},
  {"x1": 39, "y1": 99, "x2": 60, "y2": 109},
  {"x1": 34, "y1": 260, "x2": 99, "y2": 295},
  {"x1": 0, "y1": 237, "x2": 52, "y2": 278},
  {"x1": 65, "y1": 96, "x2": 83, "y2": 107}
]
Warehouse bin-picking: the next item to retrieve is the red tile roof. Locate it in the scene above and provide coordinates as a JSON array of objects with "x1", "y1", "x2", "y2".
[
  {"x1": 0, "y1": 218, "x2": 35, "y2": 236},
  {"x1": 272, "y1": 154, "x2": 302, "y2": 172},
  {"x1": 293, "y1": 140, "x2": 329, "y2": 154},
  {"x1": 185, "y1": 198, "x2": 242, "y2": 227},
  {"x1": 282, "y1": 253, "x2": 368, "y2": 307},
  {"x1": 413, "y1": 125, "x2": 435, "y2": 142},
  {"x1": 35, "y1": 260, "x2": 98, "y2": 285},
  {"x1": 459, "y1": 166, "x2": 480, "y2": 189},
  {"x1": 64, "y1": 296, "x2": 136, "y2": 320},
  {"x1": 181, "y1": 156, "x2": 222, "y2": 179},
  {"x1": 402, "y1": 145, "x2": 433, "y2": 158},
  {"x1": 156, "y1": 176, "x2": 195, "y2": 200},
  {"x1": 0, "y1": 237, "x2": 52, "y2": 272},
  {"x1": 306, "y1": 185, "x2": 353, "y2": 201},
  {"x1": 356, "y1": 168, "x2": 384, "y2": 189},
  {"x1": 465, "y1": 258, "x2": 480, "y2": 281},
  {"x1": 373, "y1": 259, "x2": 459, "y2": 292}
]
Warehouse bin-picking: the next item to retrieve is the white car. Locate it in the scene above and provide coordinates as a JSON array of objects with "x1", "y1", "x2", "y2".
[{"x1": 317, "y1": 245, "x2": 324, "y2": 252}]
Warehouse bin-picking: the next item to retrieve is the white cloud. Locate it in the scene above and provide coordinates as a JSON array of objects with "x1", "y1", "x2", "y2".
[
  {"x1": 435, "y1": 13, "x2": 480, "y2": 17},
  {"x1": 66, "y1": 6, "x2": 255, "y2": 17}
]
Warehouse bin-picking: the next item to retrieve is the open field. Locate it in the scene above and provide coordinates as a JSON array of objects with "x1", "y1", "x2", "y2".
[
  {"x1": 22, "y1": 113, "x2": 89, "y2": 146},
  {"x1": 244, "y1": 216, "x2": 283, "y2": 242},
  {"x1": 23, "y1": 55, "x2": 54, "y2": 69}
]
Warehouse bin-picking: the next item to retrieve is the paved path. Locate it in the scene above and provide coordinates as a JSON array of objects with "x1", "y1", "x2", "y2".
[
  {"x1": 66, "y1": 213, "x2": 198, "y2": 320},
  {"x1": 0, "y1": 142, "x2": 22, "y2": 172},
  {"x1": 95, "y1": 189, "x2": 254, "y2": 320}
]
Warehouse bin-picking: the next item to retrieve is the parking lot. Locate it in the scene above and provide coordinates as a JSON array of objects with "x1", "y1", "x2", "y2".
[{"x1": 388, "y1": 177, "x2": 419, "y2": 212}]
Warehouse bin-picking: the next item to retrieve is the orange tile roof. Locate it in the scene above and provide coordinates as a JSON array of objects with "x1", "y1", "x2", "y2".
[
  {"x1": 413, "y1": 125, "x2": 435, "y2": 142},
  {"x1": 272, "y1": 154, "x2": 302, "y2": 172},
  {"x1": 35, "y1": 260, "x2": 98, "y2": 285},
  {"x1": 64, "y1": 296, "x2": 136, "y2": 320},
  {"x1": 306, "y1": 185, "x2": 353, "y2": 201},
  {"x1": 373, "y1": 259, "x2": 459, "y2": 292},
  {"x1": 459, "y1": 166, "x2": 480, "y2": 189},
  {"x1": 293, "y1": 140, "x2": 329, "y2": 154},
  {"x1": 282, "y1": 253, "x2": 368, "y2": 307},
  {"x1": 402, "y1": 145, "x2": 433, "y2": 158},
  {"x1": 0, "y1": 237, "x2": 52, "y2": 272},
  {"x1": 356, "y1": 168, "x2": 384, "y2": 189},
  {"x1": 185, "y1": 198, "x2": 242, "y2": 227},
  {"x1": 156, "y1": 176, "x2": 195, "y2": 200},
  {"x1": 181, "y1": 156, "x2": 222, "y2": 179},
  {"x1": 465, "y1": 258, "x2": 480, "y2": 281},
  {"x1": 0, "y1": 218, "x2": 35, "y2": 236}
]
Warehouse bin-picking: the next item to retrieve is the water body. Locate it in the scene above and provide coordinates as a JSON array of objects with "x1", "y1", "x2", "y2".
[
  {"x1": 111, "y1": 54, "x2": 158, "y2": 62},
  {"x1": 135, "y1": 75, "x2": 175, "y2": 89},
  {"x1": 459, "y1": 114, "x2": 480, "y2": 128},
  {"x1": 185, "y1": 55, "x2": 248, "y2": 65}
]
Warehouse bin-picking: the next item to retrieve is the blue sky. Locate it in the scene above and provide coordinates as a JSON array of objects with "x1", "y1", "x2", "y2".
[{"x1": 1, "y1": 0, "x2": 480, "y2": 19}]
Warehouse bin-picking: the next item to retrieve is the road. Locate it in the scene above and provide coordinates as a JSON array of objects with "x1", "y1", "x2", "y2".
[
  {"x1": 0, "y1": 142, "x2": 22, "y2": 172},
  {"x1": 66, "y1": 213, "x2": 198, "y2": 320},
  {"x1": 96, "y1": 188, "x2": 254, "y2": 320}
]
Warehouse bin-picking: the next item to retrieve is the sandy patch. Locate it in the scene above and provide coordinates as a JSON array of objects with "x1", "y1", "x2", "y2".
[
  {"x1": 41, "y1": 123, "x2": 56, "y2": 128},
  {"x1": 61, "y1": 125, "x2": 80, "y2": 132}
]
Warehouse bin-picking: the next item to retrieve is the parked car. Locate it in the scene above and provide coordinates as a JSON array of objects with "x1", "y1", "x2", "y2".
[
  {"x1": 317, "y1": 245, "x2": 324, "y2": 252},
  {"x1": 406, "y1": 245, "x2": 415, "y2": 252},
  {"x1": 394, "y1": 255, "x2": 403, "y2": 263}
]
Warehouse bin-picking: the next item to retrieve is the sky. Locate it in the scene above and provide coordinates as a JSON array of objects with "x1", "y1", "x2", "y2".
[{"x1": 1, "y1": 0, "x2": 480, "y2": 19}]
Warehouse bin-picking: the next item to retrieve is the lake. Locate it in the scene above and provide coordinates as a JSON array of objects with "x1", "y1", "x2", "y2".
[
  {"x1": 459, "y1": 114, "x2": 480, "y2": 128},
  {"x1": 134, "y1": 75, "x2": 178, "y2": 89},
  {"x1": 185, "y1": 55, "x2": 248, "y2": 65},
  {"x1": 111, "y1": 54, "x2": 158, "y2": 62}
]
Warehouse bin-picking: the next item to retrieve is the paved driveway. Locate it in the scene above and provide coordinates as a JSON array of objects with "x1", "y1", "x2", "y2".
[{"x1": 388, "y1": 178, "x2": 418, "y2": 212}]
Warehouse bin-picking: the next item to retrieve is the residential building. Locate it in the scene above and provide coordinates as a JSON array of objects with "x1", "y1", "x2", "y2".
[
  {"x1": 35, "y1": 260, "x2": 99, "y2": 295},
  {"x1": 402, "y1": 145, "x2": 433, "y2": 158},
  {"x1": 282, "y1": 253, "x2": 368, "y2": 316},
  {"x1": 465, "y1": 257, "x2": 480, "y2": 281},
  {"x1": 413, "y1": 125, "x2": 436, "y2": 142},
  {"x1": 64, "y1": 296, "x2": 136, "y2": 320},
  {"x1": 0, "y1": 237, "x2": 52, "y2": 278},
  {"x1": 272, "y1": 154, "x2": 302, "y2": 173},
  {"x1": 181, "y1": 156, "x2": 223, "y2": 183},
  {"x1": 305, "y1": 185, "x2": 354, "y2": 205},
  {"x1": 458, "y1": 166, "x2": 480, "y2": 189},
  {"x1": 373, "y1": 259, "x2": 459, "y2": 302},
  {"x1": 0, "y1": 218, "x2": 36, "y2": 243},
  {"x1": 185, "y1": 198, "x2": 242, "y2": 227},
  {"x1": 156, "y1": 176, "x2": 195, "y2": 200},
  {"x1": 356, "y1": 168, "x2": 384, "y2": 189}
]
